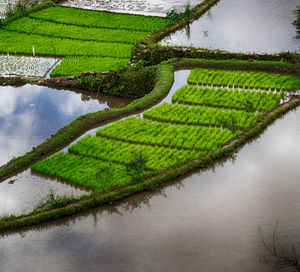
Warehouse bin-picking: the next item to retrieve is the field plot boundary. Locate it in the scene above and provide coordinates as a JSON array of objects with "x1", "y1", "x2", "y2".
[{"x1": 0, "y1": 58, "x2": 299, "y2": 231}]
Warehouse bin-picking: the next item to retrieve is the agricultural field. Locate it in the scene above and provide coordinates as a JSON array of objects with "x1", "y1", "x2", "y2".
[
  {"x1": 0, "y1": 54, "x2": 56, "y2": 77},
  {"x1": 188, "y1": 68, "x2": 300, "y2": 91},
  {"x1": 0, "y1": 5, "x2": 167, "y2": 76},
  {"x1": 31, "y1": 68, "x2": 289, "y2": 193}
]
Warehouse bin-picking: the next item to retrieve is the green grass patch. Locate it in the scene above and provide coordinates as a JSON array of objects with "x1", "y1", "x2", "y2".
[
  {"x1": 96, "y1": 116, "x2": 236, "y2": 151},
  {"x1": 188, "y1": 68, "x2": 300, "y2": 91},
  {"x1": 144, "y1": 102, "x2": 259, "y2": 129},
  {"x1": 172, "y1": 85, "x2": 282, "y2": 112},
  {"x1": 29, "y1": 6, "x2": 167, "y2": 32},
  {"x1": 50, "y1": 57, "x2": 129, "y2": 77},
  {"x1": 68, "y1": 135, "x2": 204, "y2": 171}
]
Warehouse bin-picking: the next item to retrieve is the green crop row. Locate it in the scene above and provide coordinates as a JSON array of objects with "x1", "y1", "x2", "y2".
[
  {"x1": 50, "y1": 56, "x2": 129, "y2": 77},
  {"x1": 172, "y1": 85, "x2": 282, "y2": 112},
  {"x1": 5, "y1": 17, "x2": 151, "y2": 44},
  {"x1": 96, "y1": 117, "x2": 236, "y2": 151},
  {"x1": 29, "y1": 6, "x2": 167, "y2": 32},
  {"x1": 0, "y1": 30, "x2": 133, "y2": 58},
  {"x1": 187, "y1": 68, "x2": 300, "y2": 91},
  {"x1": 31, "y1": 152, "x2": 150, "y2": 192},
  {"x1": 143, "y1": 103, "x2": 259, "y2": 129},
  {"x1": 68, "y1": 135, "x2": 204, "y2": 171}
]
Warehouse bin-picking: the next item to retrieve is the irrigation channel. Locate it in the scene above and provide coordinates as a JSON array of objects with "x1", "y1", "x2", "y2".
[
  {"x1": 160, "y1": 0, "x2": 300, "y2": 54},
  {"x1": 0, "y1": 70, "x2": 300, "y2": 271}
]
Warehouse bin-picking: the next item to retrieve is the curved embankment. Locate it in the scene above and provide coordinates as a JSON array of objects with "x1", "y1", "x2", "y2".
[{"x1": 0, "y1": 58, "x2": 299, "y2": 230}]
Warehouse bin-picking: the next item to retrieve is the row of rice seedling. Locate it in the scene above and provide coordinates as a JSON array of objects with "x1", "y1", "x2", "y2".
[
  {"x1": 5, "y1": 17, "x2": 151, "y2": 44},
  {"x1": 0, "y1": 6, "x2": 167, "y2": 75},
  {"x1": 50, "y1": 56, "x2": 128, "y2": 77},
  {"x1": 31, "y1": 152, "x2": 150, "y2": 192},
  {"x1": 29, "y1": 6, "x2": 167, "y2": 32},
  {"x1": 143, "y1": 102, "x2": 259, "y2": 129},
  {"x1": 96, "y1": 117, "x2": 237, "y2": 151},
  {"x1": 187, "y1": 68, "x2": 300, "y2": 91},
  {"x1": 0, "y1": 30, "x2": 133, "y2": 58},
  {"x1": 68, "y1": 135, "x2": 204, "y2": 171},
  {"x1": 172, "y1": 85, "x2": 282, "y2": 112}
]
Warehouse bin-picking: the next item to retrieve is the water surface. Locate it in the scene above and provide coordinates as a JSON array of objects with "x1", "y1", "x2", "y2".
[
  {"x1": 160, "y1": 0, "x2": 300, "y2": 53},
  {"x1": 0, "y1": 85, "x2": 300, "y2": 272},
  {"x1": 0, "y1": 84, "x2": 129, "y2": 166}
]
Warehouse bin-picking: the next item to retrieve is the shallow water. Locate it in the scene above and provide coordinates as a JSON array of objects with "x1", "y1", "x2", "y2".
[
  {"x1": 0, "y1": 169, "x2": 87, "y2": 215},
  {"x1": 0, "y1": 91, "x2": 299, "y2": 272},
  {"x1": 0, "y1": 84, "x2": 129, "y2": 166},
  {"x1": 62, "y1": 0, "x2": 202, "y2": 17},
  {"x1": 160, "y1": 0, "x2": 300, "y2": 54}
]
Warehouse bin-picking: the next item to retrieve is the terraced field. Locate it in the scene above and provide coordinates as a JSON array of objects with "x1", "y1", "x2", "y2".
[
  {"x1": 0, "y1": 5, "x2": 167, "y2": 76},
  {"x1": 31, "y1": 68, "x2": 293, "y2": 193}
]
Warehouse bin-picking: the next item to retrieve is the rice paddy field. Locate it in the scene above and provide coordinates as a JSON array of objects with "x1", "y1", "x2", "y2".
[
  {"x1": 31, "y1": 68, "x2": 296, "y2": 193},
  {"x1": 0, "y1": 0, "x2": 300, "y2": 269},
  {"x1": 0, "y1": 54, "x2": 57, "y2": 77},
  {"x1": 0, "y1": 4, "x2": 167, "y2": 76}
]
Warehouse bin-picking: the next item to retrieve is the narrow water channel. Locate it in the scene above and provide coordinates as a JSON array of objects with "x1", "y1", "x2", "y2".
[
  {"x1": 0, "y1": 81, "x2": 299, "y2": 272},
  {"x1": 160, "y1": 0, "x2": 300, "y2": 54}
]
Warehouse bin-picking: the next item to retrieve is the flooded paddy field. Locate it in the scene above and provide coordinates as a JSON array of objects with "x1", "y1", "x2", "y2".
[
  {"x1": 0, "y1": 93, "x2": 299, "y2": 272},
  {"x1": 160, "y1": 0, "x2": 300, "y2": 54},
  {"x1": 62, "y1": 0, "x2": 203, "y2": 16},
  {"x1": 0, "y1": 84, "x2": 129, "y2": 166},
  {"x1": 0, "y1": 55, "x2": 59, "y2": 78}
]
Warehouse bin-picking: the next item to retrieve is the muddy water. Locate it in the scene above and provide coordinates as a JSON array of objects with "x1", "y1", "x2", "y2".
[
  {"x1": 0, "y1": 84, "x2": 129, "y2": 167},
  {"x1": 0, "y1": 87, "x2": 300, "y2": 271},
  {"x1": 62, "y1": 0, "x2": 203, "y2": 16},
  {"x1": 160, "y1": 0, "x2": 300, "y2": 53}
]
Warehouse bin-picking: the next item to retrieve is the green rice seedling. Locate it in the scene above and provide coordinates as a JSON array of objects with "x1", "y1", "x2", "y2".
[
  {"x1": 172, "y1": 85, "x2": 282, "y2": 111},
  {"x1": 144, "y1": 103, "x2": 258, "y2": 129},
  {"x1": 96, "y1": 117, "x2": 237, "y2": 152},
  {"x1": 187, "y1": 68, "x2": 300, "y2": 91},
  {"x1": 50, "y1": 56, "x2": 128, "y2": 77},
  {"x1": 29, "y1": 6, "x2": 167, "y2": 32},
  {"x1": 68, "y1": 135, "x2": 204, "y2": 171},
  {"x1": 0, "y1": 30, "x2": 133, "y2": 58},
  {"x1": 31, "y1": 152, "x2": 150, "y2": 192},
  {"x1": 5, "y1": 17, "x2": 151, "y2": 44}
]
